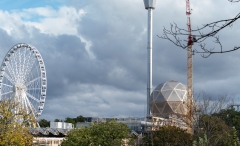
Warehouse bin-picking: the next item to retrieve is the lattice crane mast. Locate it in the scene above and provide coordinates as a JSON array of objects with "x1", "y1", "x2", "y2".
[
  {"x1": 186, "y1": 0, "x2": 194, "y2": 132},
  {"x1": 186, "y1": 0, "x2": 193, "y2": 103}
]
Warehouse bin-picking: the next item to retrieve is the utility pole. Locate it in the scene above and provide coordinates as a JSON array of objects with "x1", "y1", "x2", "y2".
[{"x1": 143, "y1": 0, "x2": 157, "y2": 117}]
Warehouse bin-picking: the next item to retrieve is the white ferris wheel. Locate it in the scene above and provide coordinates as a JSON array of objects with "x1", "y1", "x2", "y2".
[{"x1": 0, "y1": 43, "x2": 47, "y2": 121}]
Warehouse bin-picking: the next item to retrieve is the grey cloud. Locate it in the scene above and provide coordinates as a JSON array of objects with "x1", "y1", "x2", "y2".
[{"x1": 0, "y1": 0, "x2": 239, "y2": 120}]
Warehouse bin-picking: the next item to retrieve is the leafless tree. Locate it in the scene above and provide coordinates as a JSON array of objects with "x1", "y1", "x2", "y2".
[
  {"x1": 190, "y1": 92, "x2": 235, "y2": 145},
  {"x1": 182, "y1": 92, "x2": 233, "y2": 128},
  {"x1": 159, "y1": 0, "x2": 240, "y2": 58},
  {"x1": 228, "y1": 0, "x2": 240, "y2": 2},
  {"x1": 194, "y1": 91, "x2": 234, "y2": 115},
  {"x1": 178, "y1": 92, "x2": 232, "y2": 133}
]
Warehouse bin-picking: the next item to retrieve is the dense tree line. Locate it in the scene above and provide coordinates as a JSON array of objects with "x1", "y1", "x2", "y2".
[
  {"x1": 214, "y1": 109, "x2": 240, "y2": 139},
  {"x1": 59, "y1": 112, "x2": 240, "y2": 146},
  {"x1": 140, "y1": 92, "x2": 240, "y2": 145},
  {"x1": 143, "y1": 93, "x2": 240, "y2": 146},
  {"x1": 61, "y1": 120, "x2": 134, "y2": 146},
  {"x1": 38, "y1": 115, "x2": 86, "y2": 128},
  {"x1": 143, "y1": 125, "x2": 193, "y2": 146},
  {"x1": 142, "y1": 115, "x2": 239, "y2": 146},
  {"x1": 38, "y1": 93, "x2": 240, "y2": 145}
]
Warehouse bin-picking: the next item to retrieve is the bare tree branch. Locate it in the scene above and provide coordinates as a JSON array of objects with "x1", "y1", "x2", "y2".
[
  {"x1": 159, "y1": 1, "x2": 240, "y2": 58},
  {"x1": 228, "y1": 0, "x2": 240, "y2": 2}
]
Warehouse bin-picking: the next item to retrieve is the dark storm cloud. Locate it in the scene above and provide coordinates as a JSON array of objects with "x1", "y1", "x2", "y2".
[
  {"x1": 12, "y1": 29, "x2": 88, "y2": 99},
  {"x1": 48, "y1": 0, "x2": 240, "y2": 119},
  {"x1": 0, "y1": 0, "x2": 239, "y2": 120},
  {"x1": 46, "y1": 0, "x2": 240, "y2": 119}
]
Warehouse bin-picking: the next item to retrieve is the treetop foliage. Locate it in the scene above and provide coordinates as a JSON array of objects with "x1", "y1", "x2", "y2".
[
  {"x1": 143, "y1": 125, "x2": 193, "y2": 146},
  {"x1": 61, "y1": 120, "x2": 134, "y2": 146},
  {"x1": 0, "y1": 99, "x2": 34, "y2": 146}
]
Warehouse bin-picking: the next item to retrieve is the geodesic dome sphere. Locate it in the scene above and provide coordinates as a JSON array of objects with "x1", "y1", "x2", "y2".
[{"x1": 149, "y1": 80, "x2": 187, "y2": 116}]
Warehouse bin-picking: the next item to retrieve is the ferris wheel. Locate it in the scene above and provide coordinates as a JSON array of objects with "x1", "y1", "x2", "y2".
[{"x1": 0, "y1": 43, "x2": 47, "y2": 121}]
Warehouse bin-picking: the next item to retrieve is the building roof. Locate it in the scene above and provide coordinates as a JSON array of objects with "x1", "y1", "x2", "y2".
[{"x1": 30, "y1": 128, "x2": 71, "y2": 137}]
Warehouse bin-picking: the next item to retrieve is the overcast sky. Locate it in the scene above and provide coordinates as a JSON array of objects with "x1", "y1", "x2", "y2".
[{"x1": 0, "y1": 0, "x2": 239, "y2": 121}]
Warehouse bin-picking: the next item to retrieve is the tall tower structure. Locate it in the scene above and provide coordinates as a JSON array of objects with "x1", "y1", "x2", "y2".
[
  {"x1": 143, "y1": 0, "x2": 157, "y2": 116},
  {"x1": 186, "y1": 0, "x2": 193, "y2": 102},
  {"x1": 186, "y1": 0, "x2": 194, "y2": 132}
]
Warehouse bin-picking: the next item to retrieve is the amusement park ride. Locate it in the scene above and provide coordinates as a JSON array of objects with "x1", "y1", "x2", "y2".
[{"x1": 0, "y1": 43, "x2": 47, "y2": 127}]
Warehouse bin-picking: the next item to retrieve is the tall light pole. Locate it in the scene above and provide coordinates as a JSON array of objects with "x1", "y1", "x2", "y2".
[{"x1": 143, "y1": 0, "x2": 156, "y2": 116}]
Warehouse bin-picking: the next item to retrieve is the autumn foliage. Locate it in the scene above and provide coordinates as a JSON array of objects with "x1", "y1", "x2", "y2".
[{"x1": 0, "y1": 99, "x2": 35, "y2": 146}]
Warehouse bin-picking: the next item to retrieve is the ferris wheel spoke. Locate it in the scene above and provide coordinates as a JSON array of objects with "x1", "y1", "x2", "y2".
[
  {"x1": 0, "y1": 91, "x2": 13, "y2": 96},
  {"x1": 24, "y1": 52, "x2": 37, "y2": 75},
  {"x1": 25, "y1": 76, "x2": 41, "y2": 87},
  {"x1": 22, "y1": 56, "x2": 33, "y2": 80},
  {"x1": 26, "y1": 92, "x2": 40, "y2": 102},
  {"x1": 17, "y1": 49, "x2": 21, "y2": 79},
  {"x1": 21, "y1": 48, "x2": 27, "y2": 81},
  {"x1": 23, "y1": 95, "x2": 31, "y2": 114},
  {"x1": 24, "y1": 61, "x2": 38, "y2": 83},
  {"x1": 5, "y1": 61, "x2": 17, "y2": 82},
  {"x1": 1, "y1": 83, "x2": 13, "y2": 87},
  {"x1": 22, "y1": 49, "x2": 32, "y2": 79},
  {"x1": 12, "y1": 50, "x2": 20, "y2": 80},
  {"x1": 3, "y1": 73, "x2": 15, "y2": 85},
  {"x1": 26, "y1": 96, "x2": 38, "y2": 114},
  {"x1": 28, "y1": 101, "x2": 37, "y2": 117},
  {"x1": 17, "y1": 49, "x2": 24, "y2": 80},
  {"x1": 27, "y1": 99, "x2": 37, "y2": 113},
  {"x1": 27, "y1": 88, "x2": 41, "y2": 90},
  {"x1": 23, "y1": 95, "x2": 33, "y2": 115}
]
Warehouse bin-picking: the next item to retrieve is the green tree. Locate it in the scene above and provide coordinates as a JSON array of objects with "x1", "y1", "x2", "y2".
[
  {"x1": 193, "y1": 134, "x2": 208, "y2": 146},
  {"x1": 38, "y1": 119, "x2": 50, "y2": 127},
  {"x1": 75, "y1": 115, "x2": 86, "y2": 122},
  {"x1": 193, "y1": 127, "x2": 240, "y2": 146},
  {"x1": 61, "y1": 120, "x2": 134, "y2": 146},
  {"x1": 213, "y1": 109, "x2": 240, "y2": 137},
  {"x1": 0, "y1": 99, "x2": 34, "y2": 146},
  {"x1": 195, "y1": 114, "x2": 233, "y2": 146},
  {"x1": 219, "y1": 127, "x2": 240, "y2": 146},
  {"x1": 65, "y1": 117, "x2": 76, "y2": 127},
  {"x1": 64, "y1": 117, "x2": 75, "y2": 124},
  {"x1": 54, "y1": 119, "x2": 61, "y2": 122},
  {"x1": 61, "y1": 127, "x2": 91, "y2": 146},
  {"x1": 143, "y1": 125, "x2": 192, "y2": 146}
]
